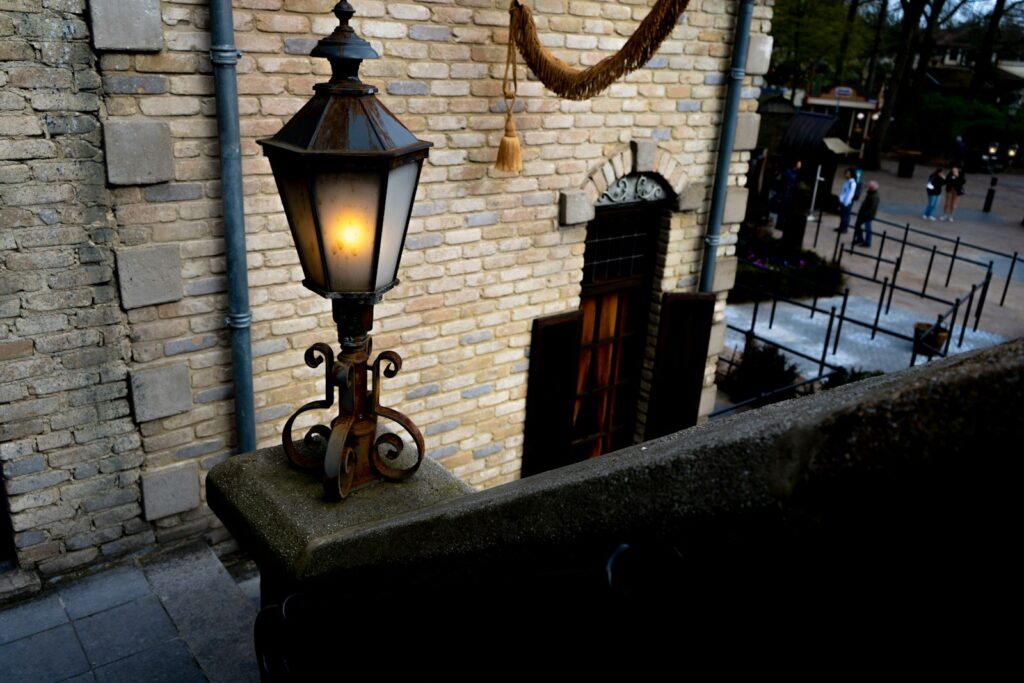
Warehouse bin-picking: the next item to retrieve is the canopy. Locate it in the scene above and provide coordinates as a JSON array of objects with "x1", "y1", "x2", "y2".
[{"x1": 823, "y1": 137, "x2": 858, "y2": 155}]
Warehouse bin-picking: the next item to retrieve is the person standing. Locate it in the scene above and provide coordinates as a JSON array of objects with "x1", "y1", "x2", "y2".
[
  {"x1": 923, "y1": 167, "x2": 945, "y2": 220},
  {"x1": 776, "y1": 159, "x2": 802, "y2": 232},
  {"x1": 836, "y1": 168, "x2": 857, "y2": 233},
  {"x1": 941, "y1": 167, "x2": 965, "y2": 221},
  {"x1": 853, "y1": 180, "x2": 879, "y2": 247}
]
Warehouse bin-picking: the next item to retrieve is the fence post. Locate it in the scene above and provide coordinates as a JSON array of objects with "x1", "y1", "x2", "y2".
[
  {"x1": 872, "y1": 231, "x2": 887, "y2": 281},
  {"x1": 1000, "y1": 251, "x2": 1018, "y2": 306},
  {"x1": 813, "y1": 208, "x2": 823, "y2": 248},
  {"x1": 934, "y1": 313, "x2": 945, "y2": 357},
  {"x1": 945, "y1": 299, "x2": 959, "y2": 355},
  {"x1": 750, "y1": 299, "x2": 760, "y2": 335},
  {"x1": 769, "y1": 297, "x2": 777, "y2": 329},
  {"x1": 809, "y1": 294, "x2": 818, "y2": 319},
  {"x1": 887, "y1": 255, "x2": 901, "y2": 314},
  {"x1": 832, "y1": 288, "x2": 850, "y2": 355},
  {"x1": 945, "y1": 235, "x2": 961, "y2": 287},
  {"x1": 974, "y1": 266, "x2": 992, "y2": 331},
  {"x1": 821, "y1": 307, "x2": 836, "y2": 377},
  {"x1": 832, "y1": 227, "x2": 843, "y2": 263},
  {"x1": 959, "y1": 284, "x2": 976, "y2": 347},
  {"x1": 899, "y1": 222, "x2": 910, "y2": 262},
  {"x1": 871, "y1": 276, "x2": 888, "y2": 340},
  {"x1": 922, "y1": 244, "x2": 937, "y2": 297}
]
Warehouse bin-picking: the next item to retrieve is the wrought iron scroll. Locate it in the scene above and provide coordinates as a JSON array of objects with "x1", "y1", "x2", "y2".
[
  {"x1": 596, "y1": 173, "x2": 668, "y2": 206},
  {"x1": 282, "y1": 342, "x2": 339, "y2": 470},
  {"x1": 370, "y1": 350, "x2": 425, "y2": 481}
]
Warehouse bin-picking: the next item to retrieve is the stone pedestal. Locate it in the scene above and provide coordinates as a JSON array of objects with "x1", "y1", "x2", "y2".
[{"x1": 206, "y1": 445, "x2": 472, "y2": 606}]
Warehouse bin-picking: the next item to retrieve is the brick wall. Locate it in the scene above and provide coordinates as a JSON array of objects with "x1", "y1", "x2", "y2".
[
  {"x1": 1, "y1": 0, "x2": 772, "y2": 594},
  {"x1": 0, "y1": 0, "x2": 153, "y2": 593}
]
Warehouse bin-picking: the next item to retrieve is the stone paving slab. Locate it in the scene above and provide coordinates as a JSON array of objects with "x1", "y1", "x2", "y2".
[
  {"x1": 0, "y1": 544, "x2": 258, "y2": 682},
  {"x1": 58, "y1": 565, "x2": 151, "y2": 620},
  {"x1": 0, "y1": 623, "x2": 90, "y2": 682},
  {"x1": 75, "y1": 595, "x2": 178, "y2": 667},
  {"x1": 0, "y1": 592, "x2": 66, "y2": 645},
  {"x1": 144, "y1": 543, "x2": 257, "y2": 683},
  {"x1": 93, "y1": 638, "x2": 206, "y2": 683}
]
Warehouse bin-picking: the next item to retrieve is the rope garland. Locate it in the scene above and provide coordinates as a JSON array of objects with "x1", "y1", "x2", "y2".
[{"x1": 496, "y1": 0, "x2": 692, "y2": 172}]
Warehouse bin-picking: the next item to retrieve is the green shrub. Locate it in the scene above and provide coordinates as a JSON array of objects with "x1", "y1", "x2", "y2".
[
  {"x1": 728, "y1": 229, "x2": 844, "y2": 303},
  {"x1": 719, "y1": 341, "x2": 802, "y2": 404}
]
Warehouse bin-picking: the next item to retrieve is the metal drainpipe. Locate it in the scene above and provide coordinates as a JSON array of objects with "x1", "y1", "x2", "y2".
[
  {"x1": 699, "y1": 0, "x2": 755, "y2": 293},
  {"x1": 210, "y1": 0, "x2": 256, "y2": 453}
]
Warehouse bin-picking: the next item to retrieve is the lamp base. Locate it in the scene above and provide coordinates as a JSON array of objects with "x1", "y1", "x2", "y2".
[{"x1": 281, "y1": 306, "x2": 423, "y2": 500}]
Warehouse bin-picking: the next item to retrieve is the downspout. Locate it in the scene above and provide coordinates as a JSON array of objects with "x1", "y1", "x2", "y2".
[
  {"x1": 699, "y1": 0, "x2": 755, "y2": 293},
  {"x1": 210, "y1": 0, "x2": 256, "y2": 453}
]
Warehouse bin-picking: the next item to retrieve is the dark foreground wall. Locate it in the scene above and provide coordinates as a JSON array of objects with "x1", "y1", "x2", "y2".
[{"x1": 209, "y1": 338, "x2": 1024, "y2": 646}]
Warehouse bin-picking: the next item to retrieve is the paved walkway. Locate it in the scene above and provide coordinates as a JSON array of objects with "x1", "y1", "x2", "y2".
[{"x1": 0, "y1": 543, "x2": 258, "y2": 683}]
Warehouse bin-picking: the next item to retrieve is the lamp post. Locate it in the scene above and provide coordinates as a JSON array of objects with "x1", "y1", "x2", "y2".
[{"x1": 258, "y1": 1, "x2": 432, "y2": 500}]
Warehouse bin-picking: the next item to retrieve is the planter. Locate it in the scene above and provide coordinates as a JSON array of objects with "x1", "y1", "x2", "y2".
[{"x1": 913, "y1": 321, "x2": 948, "y2": 357}]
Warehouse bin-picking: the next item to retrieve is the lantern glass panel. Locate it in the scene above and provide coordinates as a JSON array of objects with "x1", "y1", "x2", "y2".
[
  {"x1": 314, "y1": 171, "x2": 382, "y2": 292},
  {"x1": 277, "y1": 168, "x2": 326, "y2": 290},
  {"x1": 376, "y1": 161, "x2": 421, "y2": 289}
]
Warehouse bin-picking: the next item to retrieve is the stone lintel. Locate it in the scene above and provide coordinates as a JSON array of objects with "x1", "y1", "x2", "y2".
[{"x1": 630, "y1": 139, "x2": 658, "y2": 173}]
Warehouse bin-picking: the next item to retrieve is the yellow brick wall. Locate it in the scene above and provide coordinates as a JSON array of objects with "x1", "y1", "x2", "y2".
[{"x1": 98, "y1": 0, "x2": 771, "y2": 493}]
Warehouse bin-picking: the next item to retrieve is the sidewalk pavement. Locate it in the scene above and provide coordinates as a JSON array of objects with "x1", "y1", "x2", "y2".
[
  {"x1": 726, "y1": 160, "x2": 1024, "y2": 377},
  {"x1": 0, "y1": 543, "x2": 259, "y2": 683}
]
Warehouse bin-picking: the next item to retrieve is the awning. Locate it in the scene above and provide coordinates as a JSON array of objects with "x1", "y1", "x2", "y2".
[
  {"x1": 780, "y1": 112, "x2": 839, "y2": 158},
  {"x1": 823, "y1": 137, "x2": 858, "y2": 155}
]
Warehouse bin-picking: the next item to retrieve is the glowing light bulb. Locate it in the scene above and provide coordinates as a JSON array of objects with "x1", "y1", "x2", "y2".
[{"x1": 335, "y1": 223, "x2": 365, "y2": 256}]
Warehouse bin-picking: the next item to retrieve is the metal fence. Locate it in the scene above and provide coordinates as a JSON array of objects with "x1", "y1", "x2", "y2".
[{"x1": 715, "y1": 212, "x2": 1018, "y2": 419}]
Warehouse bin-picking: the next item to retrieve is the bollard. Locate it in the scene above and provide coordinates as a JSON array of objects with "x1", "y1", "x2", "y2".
[{"x1": 983, "y1": 176, "x2": 997, "y2": 213}]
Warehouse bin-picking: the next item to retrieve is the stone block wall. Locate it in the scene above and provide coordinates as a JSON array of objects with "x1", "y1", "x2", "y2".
[
  {"x1": 2, "y1": 0, "x2": 772, "y2": 593},
  {"x1": 0, "y1": 0, "x2": 154, "y2": 591}
]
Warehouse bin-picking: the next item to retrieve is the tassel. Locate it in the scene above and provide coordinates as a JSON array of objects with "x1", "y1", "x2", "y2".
[
  {"x1": 495, "y1": 107, "x2": 522, "y2": 173},
  {"x1": 496, "y1": 1, "x2": 523, "y2": 173}
]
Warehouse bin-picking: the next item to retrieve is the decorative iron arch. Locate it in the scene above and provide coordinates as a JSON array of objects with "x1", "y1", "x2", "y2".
[{"x1": 595, "y1": 172, "x2": 673, "y2": 207}]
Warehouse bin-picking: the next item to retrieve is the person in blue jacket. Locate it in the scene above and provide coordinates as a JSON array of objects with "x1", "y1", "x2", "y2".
[
  {"x1": 923, "y1": 167, "x2": 945, "y2": 220},
  {"x1": 835, "y1": 168, "x2": 857, "y2": 233}
]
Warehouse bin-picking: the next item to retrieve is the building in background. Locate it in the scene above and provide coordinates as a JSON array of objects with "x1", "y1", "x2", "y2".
[{"x1": 0, "y1": 0, "x2": 772, "y2": 599}]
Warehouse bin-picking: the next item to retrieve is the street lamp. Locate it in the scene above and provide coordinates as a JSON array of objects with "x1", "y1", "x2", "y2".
[{"x1": 258, "y1": 1, "x2": 431, "y2": 500}]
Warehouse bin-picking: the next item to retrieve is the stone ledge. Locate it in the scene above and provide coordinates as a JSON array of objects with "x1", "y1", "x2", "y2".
[{"x1": 208, "y1": 340, "x2": 1024, "y2": 600}]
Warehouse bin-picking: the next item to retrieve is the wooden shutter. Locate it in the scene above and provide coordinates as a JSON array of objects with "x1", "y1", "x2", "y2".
[
  {"x1": 644, "y1": 292, "x2": 716, "y2": 440},
  {"x1": 521, "y1": 310, "x2": 582, "y2": 477}
]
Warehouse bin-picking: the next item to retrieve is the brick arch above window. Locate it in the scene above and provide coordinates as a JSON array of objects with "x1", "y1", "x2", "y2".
[{"x1": 557, "y1": 139, "x2": 692, "y2": 227}]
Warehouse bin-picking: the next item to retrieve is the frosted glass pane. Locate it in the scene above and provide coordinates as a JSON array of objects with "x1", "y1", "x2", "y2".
[
  {"x1": 376, "y1": 162, "x2": 420, "y2": 290},
  {"x1": 314, "y1": 172, "x2": 380, "y2": 292},
  {"x1": 277, "y1": 169, "x2": 325, "y2": 289}
]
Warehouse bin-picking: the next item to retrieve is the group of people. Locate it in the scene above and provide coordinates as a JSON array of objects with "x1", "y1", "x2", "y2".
[
  {"x1": 835, "y1": 167, "x2": 879, "y2": 248},
  {"x1": 923, "y1": 167, "x2": 966, "y2": 222},
  {"x1": 830, "y1": 163, "x2": 967, "y2": 249}
]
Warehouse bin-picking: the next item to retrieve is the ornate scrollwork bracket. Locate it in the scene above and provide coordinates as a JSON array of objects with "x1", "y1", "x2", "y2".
[{"x1": 281, "y1": 337, "x2": 424, "y2": 501}]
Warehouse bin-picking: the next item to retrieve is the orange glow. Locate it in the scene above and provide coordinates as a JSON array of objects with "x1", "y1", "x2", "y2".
[{"x1": 332, "y1": 220, "x2": 367, "y2": 257}]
